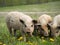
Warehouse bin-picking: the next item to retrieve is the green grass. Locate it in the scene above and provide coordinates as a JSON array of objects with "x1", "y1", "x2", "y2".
[
  {"x1": 0, "y1": 14, "x2": 60, "y2": 45},
  {"x1": 0, "y1": 1, "x2": 60, "y2": 12}
]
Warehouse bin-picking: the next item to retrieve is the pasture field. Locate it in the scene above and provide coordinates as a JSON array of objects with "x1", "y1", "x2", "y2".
[
  {"x1": 0, "y1": 13, "x2": 60, "y2": 45},
  {"x1": 0, "y1": 1, "x2": 60, "y2": 45}
]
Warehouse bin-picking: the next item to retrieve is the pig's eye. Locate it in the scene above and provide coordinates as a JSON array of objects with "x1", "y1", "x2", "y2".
[
  {"x1": 31, "y1": 25, "x2": 33, "y2": 27},
  {"x1": 25, "y1": 25, "x2": 27, "y2": 27}
]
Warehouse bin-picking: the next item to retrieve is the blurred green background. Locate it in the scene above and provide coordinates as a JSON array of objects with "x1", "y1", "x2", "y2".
[{"x1": 0, "y1": 0, "x2": 60, "y2": 6}]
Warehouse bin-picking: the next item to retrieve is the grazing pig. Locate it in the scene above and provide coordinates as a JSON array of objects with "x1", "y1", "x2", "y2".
[
  {"x1": 49, "y1": 15, "x2": 60, "y2": 38},
  {"x1": 6, "y1": 11, "x2": 35, "y2": 41},
  {"x1": 36, "y1": 14, "x2": 52, "y2": 37}
]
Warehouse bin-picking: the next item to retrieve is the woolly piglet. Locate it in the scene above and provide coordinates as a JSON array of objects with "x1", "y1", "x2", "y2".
[
  {"x1": 49, "y1": 15, "x2": 60, "y2": 38},
  {"x1": 35, "y1": 14, "x2": 52, "y2": 37},
  {"x1": 6, "y1": 11, "x2": 35, "y2": 41}
]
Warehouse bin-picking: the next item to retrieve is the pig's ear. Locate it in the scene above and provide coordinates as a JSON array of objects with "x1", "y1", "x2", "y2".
[
  {"x1": 47, "y1": 22, "x2": 53, "y2": 29},
  {"x1": 32, "y1": 20, "x2": 37, "y2": 24},
  {"x1": 37, "y1": 24, "x2": 41, "y2": 27},
  {"x1": 35, "y1": 23, "x2": 41, "y2": 27},
  {"x1": 48, "y1": 22, "x2": 53, "y2": 27},
  {"x1": 19, "y1": 19, "x2": 25, "y2": 24}
]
